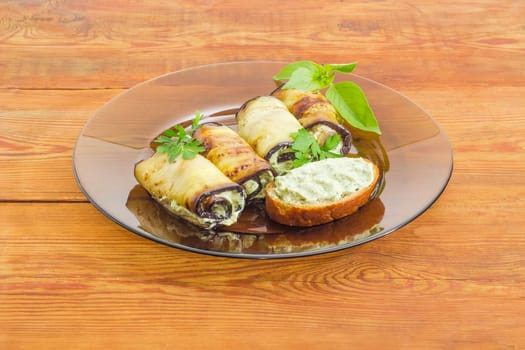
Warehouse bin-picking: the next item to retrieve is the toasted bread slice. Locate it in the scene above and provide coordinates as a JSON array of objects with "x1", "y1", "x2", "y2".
[{"x1": 265, "y1": 157, "x2": 380, "y2": 227}]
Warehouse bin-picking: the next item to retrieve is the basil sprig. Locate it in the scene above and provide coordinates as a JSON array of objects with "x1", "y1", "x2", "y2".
[{"x1": 273, "y1": 61, "x2": 381, "y2": 135}]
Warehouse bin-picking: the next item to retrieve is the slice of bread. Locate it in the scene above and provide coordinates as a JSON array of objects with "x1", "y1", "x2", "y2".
[{"x1": 265, "y1": 157, "x2": 380, "y2": 227}]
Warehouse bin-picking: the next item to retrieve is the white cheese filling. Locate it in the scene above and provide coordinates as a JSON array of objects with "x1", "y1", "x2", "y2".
[
  {"x1": 268, "y1": 147, "x2": 295, "y2": 175},
  {"x1": 242, "y1": 170, "x2": 274, "y2": 199},
  {"x1": 159, "y1": 189, "x2": 244, "y2": 228},
  {"x1": 272, "y1": 157, "x2": 375, "y2": 205},
  {"x1": 308, "y1": 124, "x2": 343, "y2": 154}
]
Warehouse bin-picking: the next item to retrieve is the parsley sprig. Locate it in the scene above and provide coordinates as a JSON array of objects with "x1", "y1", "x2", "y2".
[
  {"x1": 155, "y1": 111, "x2": 205, "y2": 162},
  {"x1": 273, "y1": 60, "x2": 381, "y2": 135},
  {"x1": 291, "y1": 128, "x2": 342, "y2": 168}
]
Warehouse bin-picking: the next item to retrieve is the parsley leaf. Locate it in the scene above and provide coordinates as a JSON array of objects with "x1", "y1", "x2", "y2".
[
  {"x1": 291, "y1": 128, "x2": 314, "y2": 153},
  {"x1": 154, "y1": 111, "x2": 206, "y2": 162},
  {"x1": 323, "y1": 134, "x2": 342, "y2": 152},
  {"x1": 290, "y1": 128, "x2": 342, "y2": 168}
]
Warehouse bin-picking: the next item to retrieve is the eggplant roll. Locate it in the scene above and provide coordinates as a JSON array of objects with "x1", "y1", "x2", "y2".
[
  {"x1": 193, "y1": 122, "x2": 275, "y2": 201},
  {"x1": 134, "y1": 152, "x2": 245, "y2": 229},
  {"x1": 271, "y1": 87, "x2": 352, "y2": 155},
  {"x1": 236, "y1": 95, "x2": 302, "y2": 174}
]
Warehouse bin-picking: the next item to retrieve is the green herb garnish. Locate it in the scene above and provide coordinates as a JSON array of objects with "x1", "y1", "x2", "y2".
[
  {"x1": 155, "y1": 111, "x2": 206, "y2": 162},
  {"x1": 291, "y1": 128, "x2": 342, "y2": 168},
  {"x1": 273, "y1": 60, "x2": 381, "y2": 135}
]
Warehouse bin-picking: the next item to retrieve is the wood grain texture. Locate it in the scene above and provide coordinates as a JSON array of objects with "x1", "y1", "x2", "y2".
[
  {"x1": 2, "y1": 203, "x2": 525, "y2": 349},
  {"x1": 0, "y1": 0, "x2": 523, "y2": 89},
  {"x1": 2, "y1": 87, "x2": 523, "y2": 201},
  {"x1": 2, "y1": 0, "x2": 525, "y2": 349},
  {"x1": 0, "y1": 89, "x2": 122, "y2": 201}
]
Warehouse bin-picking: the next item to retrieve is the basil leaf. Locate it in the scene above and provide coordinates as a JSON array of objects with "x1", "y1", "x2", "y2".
[
  {"x1": 324, "y1": 62, "x2": 358, "y2": 74},
  {"x1": 273, "y1": 61, "x2": 320, "y2": 81},
  {"x1": 326, "y1": 82, "x2": 381, "y2": 135},
  {"x1": 283, "y1": 67, "x2": 328, "y2": 91}
]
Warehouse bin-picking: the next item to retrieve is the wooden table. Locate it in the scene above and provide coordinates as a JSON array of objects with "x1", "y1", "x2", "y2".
[{"x1": 2, "y1": 1, "x2": 524, "y2": 348}]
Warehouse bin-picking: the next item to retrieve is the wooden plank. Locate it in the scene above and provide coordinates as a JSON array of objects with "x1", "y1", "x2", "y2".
[
  {"x1": 1, "y1": 86, "x2": 524, "y2": 201},
  {"x1": 2, "y1": 203, "x2": 525, "y2": 348},
  {"x1": 0, "y1": 196, "x2": 523, "y2": 277},
  {"x1": 2, "y1": 0, "x2": 525, "y2": 348},
  {"x1": 0, "y1": 1, "x2": 523, "y2": 89},
  {"x1": 0, "y1": 88, "x2": 122, "y2": 201}
]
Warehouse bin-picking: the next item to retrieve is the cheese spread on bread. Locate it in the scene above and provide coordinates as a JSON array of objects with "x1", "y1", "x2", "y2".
[
  {"x1": 272, "y1": 157, "x2": 375, "y2": 204},
  {"x1": 265, "y1": 157, "x2": 379, "y2": 227}
]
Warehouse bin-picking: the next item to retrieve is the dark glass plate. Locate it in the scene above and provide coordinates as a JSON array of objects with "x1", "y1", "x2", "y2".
[{"x1": 73, "y1": 61, "x2": 453, "y2": 259}]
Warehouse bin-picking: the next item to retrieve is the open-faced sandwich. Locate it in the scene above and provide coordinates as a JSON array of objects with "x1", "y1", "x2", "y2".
[{"x1": 265, "y1": 157, "x2": 379, "y2": 226}]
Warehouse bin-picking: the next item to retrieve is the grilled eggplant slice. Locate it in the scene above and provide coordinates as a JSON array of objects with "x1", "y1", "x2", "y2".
[
  {"x1": 236, "y1": 96, "x2": 302, "y2": 174},
  {"x1": 271, "y1": 87, "x2": 352, "y2": 155},
  {"x1": 193, "y1": 122, "x2": 275, "y2": 201},
  {"x1": 134, "y1": 152, "x2": 245, "y2": 229}
]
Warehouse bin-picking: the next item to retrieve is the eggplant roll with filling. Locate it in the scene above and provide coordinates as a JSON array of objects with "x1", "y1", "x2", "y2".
[
  {"x1": 236, "y1": 96, "x2": 302, "y2": 174},
  {"x1": 271, "y1": 87, "x2": 352, "y2": 155},
  {"x1": 193, "y1": 122, "x2": 275, "y2": 201},
  {"x1": 134, "y1": 152, "x2": 245, "y2": 229}
]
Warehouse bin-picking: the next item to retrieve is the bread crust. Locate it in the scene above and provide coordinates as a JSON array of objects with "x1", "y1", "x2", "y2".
[{"x1": 265, "y1": 159, "x2": 380, "y2": 227}]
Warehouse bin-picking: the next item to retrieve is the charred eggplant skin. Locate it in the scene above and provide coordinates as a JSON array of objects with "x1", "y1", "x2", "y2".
[
  {"x1": 193, "y1": 184, "x2": 244, "y2": 220},
  {"x1": 194, "y1": 122, "x2": 274, "y2": 183},
  {"x1": 272, "y1": 87, "x2": 339, "y2": 124},
  {"x1": 193, "y1": 122, "x2": 275, "y2": 201},
  {"x1": 271, "y1": 86, "x2": 352, "y2": 155}
]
